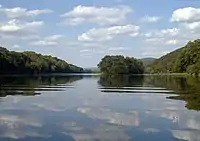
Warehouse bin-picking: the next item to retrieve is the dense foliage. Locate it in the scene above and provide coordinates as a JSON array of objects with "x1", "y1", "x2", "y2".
[
  {"x1": 0, "y1": 47, "x2": 83, "y2": 74},
  {"x1": 98, "y1": 55, "x2": 144, "y2": 75},
  {"x1": 149, "y1": 48, "x2": 183, "y2": 73},
  {"x1": 174, "y1": 39, "x2": 200, "y2": 76},
  {"x1": 150, "y1": 39, "x2": 200, "y2": 76}
]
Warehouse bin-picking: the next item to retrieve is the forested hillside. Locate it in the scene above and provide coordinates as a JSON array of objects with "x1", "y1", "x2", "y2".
[
  {"x1": 149, "y1": 39, "x2": 200, "y2": 76},
  {"x1": 98, "y1": 55, "x2": 144, "y2": 75},
  {"x1": 149, "y1": 48, "x2": 183, "y2": 73},
  {"x1": 174, "y1": 39, "x2": 200, "y2": 75},
  {"x1": 0, "y1": 47, "x2": 83, "y2": 74}
]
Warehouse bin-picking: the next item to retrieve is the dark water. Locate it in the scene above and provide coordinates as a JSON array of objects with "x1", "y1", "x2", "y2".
[{"x1": 0, "y1": 74, "x2": 200, "y2": 141}]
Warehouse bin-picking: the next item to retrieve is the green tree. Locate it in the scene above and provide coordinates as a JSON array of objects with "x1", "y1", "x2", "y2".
[
  {"x1": 0, "y1": 47, "x2": 83, "y2": 74},
  {"x1": 174, "y1": 39, "x2": 200, "y2": 75},
  {"x1": 98, "y1": 55, "x2": 144, "y2": 75},
  {"x1": 149, "y1": 38, "x2": 200, "y2": 76}
]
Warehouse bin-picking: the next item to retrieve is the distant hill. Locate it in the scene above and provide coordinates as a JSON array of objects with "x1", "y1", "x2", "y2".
[
  {"x1": 84, "y1": 67, "x2": 100, "y2": 73},
  {"x1": 140, "y1": 58, "x2": 156, "y2": 73},
  {"x1": 141, "y1": 58, "x2": 156, "y2": 67},
  {"x1": 149, "y1": 39, "x2": 200, "y2": 76},
  {"x1": 0, "y1": 47, "x2": 83, "y2": 74}
]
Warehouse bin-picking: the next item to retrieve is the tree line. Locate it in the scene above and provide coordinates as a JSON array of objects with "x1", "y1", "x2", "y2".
[
  {"x1": 98, "y1": 55, "x2": 144, "y2": 75},
  {"x1": 0, "y1": 47, "x2": 83, "y2": 74},
  {"x1": 3, "y1": 37, "x2": 199, "y2": 76}
]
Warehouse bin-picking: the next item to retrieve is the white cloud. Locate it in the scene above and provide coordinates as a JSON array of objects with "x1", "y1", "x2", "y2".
[
  {"x1": 60, "y1": 5, "x2": 132, "y2": 25},
  {"x1": 185, "y1": 117, "x2": 200, "y2": 131},
  {"x1": 21, "y1": 35, "x2": 40, "y2": 40},
  {"x1": 77, "y1": 107, "x2": 139, "y2": 126},
  {"x1": 160, "y1": 28, "x2": 180, "y2": 37},
  {"x1": 142, "y1": 28, "x2": 180, "y2": 47},
  {"x1": 0, "y1": 6, "x2": 53, "y2": 19},
  {"x1": 108, "y1": 47, "x2": 128, "y2": 51},
  {"x1": 78, "y1": 25, "x2": 140, "y2": 42},
  {"x1": 141, "y1": 16, "x2": 161, "y2": 23},
  {"x1": 30, "y1": 40, "x2": 58, "y2": 46},
  {"x1": 44, "y1": 35, "x2": 64, "y2": 41},
  {"x1": 0, "y1": 6, "x2": 50, "y2": 45},
  {"x1": 172, "y1": 130, "x2": 200, "y2": 141},
  {"x1": 12, "y1": 44, "x2": 20, "y2": 49},
  {"x1": 79, "y1": 48, "x2": 105, "y2": 57},
  {"x1": 0, "y1": 115, "x2": 49, "y2": 139},
  {"x1": 0, "y1": 20, "x2": 44, "y2": 47},
  {"x1": 169, "y1": 7, "x2": 200, "y2": 41},
  {"x1": 80, "y1": 49, "x2": 92, "y2": 53},
  {"x1": 145, "y1": 38, "x2": 159, "y2": 42},
  {"x1": 141, "y1": 27, "x2": 186, "y2": 57},
  {"x1": 171, "y1": 7, "x2": 200, "y2": 23},
  {"x1": 182, "y1": 21, "x2": 200, "y2": 30},
  {"x1": 165, "y1": 39, "x2": 179, "y2": 45},
  {"x1": 142, "y1": 33, "x2": 153, "y2": 38},
  {"x1": 0, "y1": 24, "x2": 20, "y2": 32},
  {"x1": 27, "y1": 9, "x2": 53, "y2": 16},
  {"x1": 141, "y1": 23, "x2": 200, "y2": 57},
  {"x1": 82, "y1": 42, "x2": 104, "y2": 48},
  {"x1": 143, "y1": 24, "x2": 200, "y2": 47},
  {"x1": 30, "y1": 34, "x2": 65, "y2": 47},
  {"x1": 143, "y1": 28, "x2": 179, "y2": 39},
  {"x1": 0, "y1": 19, "x2": 44, "y2": 33}
]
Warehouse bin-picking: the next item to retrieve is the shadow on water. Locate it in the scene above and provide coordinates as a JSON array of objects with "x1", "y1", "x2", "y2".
[
  {"x1": 98, "y1": 74, "x2": 144, "y2": 87},
  {"x1": 98, "y1": 75, "x2": 175, "y2": 94},
  {"x1": 0, "y1": 75, "x2": 83, "y2": 97},
  {"x1": 144, "y1": 75, "x2": 200, "y2": 111},
  {"x1": 99, "y1": 74, "x2": 200, "y2": 111}
]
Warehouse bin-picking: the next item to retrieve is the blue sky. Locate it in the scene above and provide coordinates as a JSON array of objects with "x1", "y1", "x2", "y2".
[{"x1": 0, "y1": 0, "x2": 200, "y2": 67}]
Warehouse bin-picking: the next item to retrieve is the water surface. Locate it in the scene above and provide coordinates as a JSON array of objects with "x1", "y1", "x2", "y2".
[{"x1": 0, "y1": 74, "x2": 200, "y2": 141}]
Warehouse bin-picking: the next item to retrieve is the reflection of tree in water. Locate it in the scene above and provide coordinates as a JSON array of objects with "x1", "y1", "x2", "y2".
[
  {"x1": 0, "y1": 75, "x2": 83, "y2": 97},
  {"x1": 98, "y1": 75, "x2": 144, "y2": 87},
  {"x1": 143, "y1": 76, "x2": 190, "y2": 92},
  {"x1": 145, "y1": 75, "x2": 200, "y2": 111}
]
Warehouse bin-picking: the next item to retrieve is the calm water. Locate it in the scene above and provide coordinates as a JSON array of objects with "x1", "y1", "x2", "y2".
[{"x1": 0, "y1": 74, "x2": 200, "y2": 141}]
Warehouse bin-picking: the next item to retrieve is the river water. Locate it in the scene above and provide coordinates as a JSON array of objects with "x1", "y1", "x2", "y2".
[{"x1": 0, "y1": 74, "x2": 200, "y2": 141}]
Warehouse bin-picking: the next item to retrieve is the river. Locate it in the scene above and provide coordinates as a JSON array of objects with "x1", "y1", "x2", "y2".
[{"x1": 0, "y1": 74, "x2": 200, "y2": 141}]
